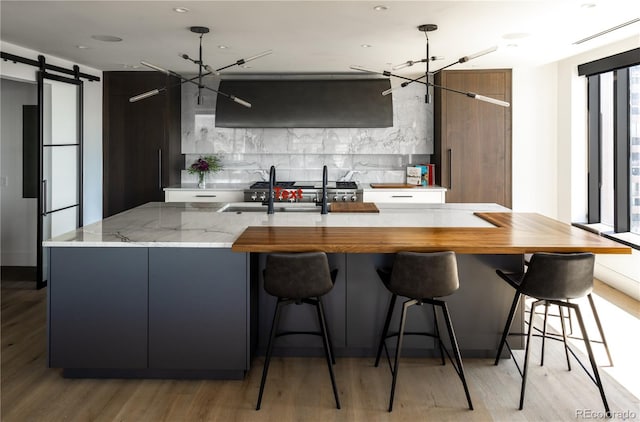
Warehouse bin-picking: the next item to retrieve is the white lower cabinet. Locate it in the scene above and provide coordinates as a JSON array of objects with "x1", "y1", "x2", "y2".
[
  {"x1": 363, "y1": 189, "x2": 445, "y2": 204},
  {"x1": 164, "y1": 190, "x2": 243, "y2": 203}
]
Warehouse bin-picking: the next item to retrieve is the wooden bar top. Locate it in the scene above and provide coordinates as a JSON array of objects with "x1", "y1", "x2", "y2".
[{"x1": 231, "y1": 212, "x2": 631, "y2": 254}]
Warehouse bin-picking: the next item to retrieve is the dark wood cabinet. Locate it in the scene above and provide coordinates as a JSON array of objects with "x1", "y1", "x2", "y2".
[
  {"x1": 434, "y1": 69, "x2": 512, "y2": 208},
  {"x1": 103, "y1": 72, "x2": 182, "y2": 218}
]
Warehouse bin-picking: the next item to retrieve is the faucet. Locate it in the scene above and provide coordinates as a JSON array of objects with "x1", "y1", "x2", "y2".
[
  {"x1": 264, "y1": 165, "x2": 276, "y2": 214},
  {"x1": 320, "y1": 165, "x2": 329, "y2": 215}
]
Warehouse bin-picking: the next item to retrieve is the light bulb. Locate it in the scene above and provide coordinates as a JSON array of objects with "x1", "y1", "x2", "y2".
[
  {"x1": 231, "y1": 96, "x2": 252, "y2": 108},
  {"x1": 473, "y1": 94, "x2": 510, "y2": 107},
  {"x1": 129, "y1": 89, "x2": 162, "y2": 102}
]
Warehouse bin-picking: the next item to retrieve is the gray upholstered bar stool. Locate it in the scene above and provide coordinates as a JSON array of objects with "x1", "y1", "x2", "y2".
[
  {"x1": 374, "y1": 251, "x2": 473, "y2": 412},
  {"x1": 494, "y1": 252, "x2": 609, "y2": 413},
  {"x1": 256, "y1": 252, "x2": 340, "y2": 410}
]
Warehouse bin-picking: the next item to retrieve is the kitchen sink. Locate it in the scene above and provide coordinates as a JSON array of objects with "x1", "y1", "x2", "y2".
[{"x1": 218, "y1": 204, "x2": 323, "y2": 213}]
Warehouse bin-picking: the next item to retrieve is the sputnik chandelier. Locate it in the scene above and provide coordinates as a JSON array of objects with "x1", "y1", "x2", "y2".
[
  {"x1": 350, "y1": 24, "x2": 510, "y2": 108},
  {"x1": 129, "y1": 26, "x2": 272, "y2": 107}
]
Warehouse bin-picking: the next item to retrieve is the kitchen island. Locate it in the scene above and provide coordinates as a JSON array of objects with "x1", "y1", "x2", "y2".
[{"x1": 44, "y1": 202, "x2": 630, "y2": 379}]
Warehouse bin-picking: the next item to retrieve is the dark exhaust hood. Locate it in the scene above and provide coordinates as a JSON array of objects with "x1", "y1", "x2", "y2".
[{"x1": 215, "y1": 79, "x2": 393, "y2": 128}]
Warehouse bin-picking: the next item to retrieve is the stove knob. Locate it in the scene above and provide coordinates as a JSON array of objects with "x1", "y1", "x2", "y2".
[
  {"x1": 342, "y1": 195, "x2": 347, "y2": 201},
  {"x1": 259, "y1": 193, "x2": 266, "y2": 201},
  {"x1": 350, "y1": 195, "x2": 357, "y2": 201},
  {"x1": 251, "y1": 193, "x2": 258, "y2": 201},
  {"x1": 333, "y1": 195, "x2": 339, "y2": 201}
]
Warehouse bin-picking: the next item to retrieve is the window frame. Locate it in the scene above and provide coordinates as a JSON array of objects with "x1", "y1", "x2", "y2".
[{"x1": 580, "y1": 48, "x2": 640, "y2": 248}]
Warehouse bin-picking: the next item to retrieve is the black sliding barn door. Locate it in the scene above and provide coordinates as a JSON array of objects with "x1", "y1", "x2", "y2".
[{"x1": 37, "y1": 70, "x2": 83, "y2": 289}]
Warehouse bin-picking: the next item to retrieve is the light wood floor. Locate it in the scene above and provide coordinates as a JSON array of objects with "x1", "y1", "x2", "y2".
[{"x1": 2, "y1": 281, "x2": 639, "y2": 422}]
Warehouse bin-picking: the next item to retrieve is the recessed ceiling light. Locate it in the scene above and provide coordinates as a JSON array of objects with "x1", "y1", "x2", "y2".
[
  {"x1": 502, "y1": 32, "x2": 530, "y2": 40},
  {"x1": 373, "y1": 5, "x2": 388, "y2": 11},
  {"x1": 361, "y1": 44, "x2": 372, "y2": 48},
  {"x1": 580, "y1": 3, "x2": 597, "y2": 8},
  {"x1": 241, "y1": 65, "x2": 251, "y2": 69},
  {"x1": 91, "y1": 35, "x2": 123, "y2": 42},
  {"x1": 76, "y1": 45, "x2": 89, "y2": 49},
  {"x1": 218, "y1": 45, "x2": 228, "y2": 49},
  {"x1": 173, "y1": 7, "x2": 190, "y2": 13},
  {"x1": 122, "y1": 64, "x2": 141, "y2": 69},
  {"x1": 506, "y1": 43, "x2": 519, "y2": 48}
]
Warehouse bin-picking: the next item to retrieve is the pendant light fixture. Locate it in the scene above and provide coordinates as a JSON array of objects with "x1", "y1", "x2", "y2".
[
  {"x1": 129, "y1": 26, "x2": 272, "y2": 107},
  {"x1": 350, "y1": 24, "x2": 510, "y2": 107}
]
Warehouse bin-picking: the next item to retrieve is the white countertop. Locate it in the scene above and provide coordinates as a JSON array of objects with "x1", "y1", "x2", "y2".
[
  {"x1": 362, "y1": 185, "x2": 447, "y2": 191},
  {"x1": 43, "y1": 202, "x2": 509, "y2": 248},
  {"x1": 165, "y1": 183, "x2": 447, "y2": 192},
  {"x1": 164, "y1": 183, "x2": 250, "y2": 191}
]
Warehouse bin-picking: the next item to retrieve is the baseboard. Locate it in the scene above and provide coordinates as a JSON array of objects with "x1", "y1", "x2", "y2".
[{"x1": 1, "y1": 266, "x2": 37, "y2": 282}]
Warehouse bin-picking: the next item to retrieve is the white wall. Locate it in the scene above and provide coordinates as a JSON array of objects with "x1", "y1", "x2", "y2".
[
  {"x1": 0, "y1": 79, "x2": 37, "y2": 265},
  {"x1": 0, "y1": 41, "x2": 103, "y2": 227},
  {"x1": 512, "y1": 35, "x2": 640, "y2": 299},
  {"x1": 511, "y1": 64, "x2": 558, "y2": 217}
]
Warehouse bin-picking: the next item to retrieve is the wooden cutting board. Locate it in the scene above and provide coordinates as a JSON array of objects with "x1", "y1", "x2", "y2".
[
  {"x1": 330, "y1": 202, "x2": 379, "y2": 213},
  {"x1": 369, "y1": 183, "x2": 418, "y2": 189}
]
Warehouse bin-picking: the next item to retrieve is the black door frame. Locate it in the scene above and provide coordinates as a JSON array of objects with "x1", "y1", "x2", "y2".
[{"x1": 36, "y1": 67, "x2": 83, "y2": 289}]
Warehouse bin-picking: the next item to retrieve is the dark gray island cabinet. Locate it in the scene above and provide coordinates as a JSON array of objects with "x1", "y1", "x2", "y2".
[
  {"x1": 49, "y1": 247, "x2": 251, "y2": 379},
  {"x1": 45, "y1": 202, "x2": 630, "y2": 380}
]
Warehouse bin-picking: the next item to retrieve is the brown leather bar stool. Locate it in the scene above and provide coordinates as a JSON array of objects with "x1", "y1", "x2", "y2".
[
  {"x1": 494, "y1": 252, "x2": 609, "y2": 413},
  {"x1": 374, "y1": 251, "x2": 473, "y2": 412},
  {"x1": 256, "y1": 252, "x2": 340, "y2": 410}
]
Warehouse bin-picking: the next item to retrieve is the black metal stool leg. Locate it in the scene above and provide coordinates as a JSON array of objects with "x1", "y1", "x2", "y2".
[
  {"x1": 519, "y1": 299, "x2": 541, "y2": 410},
  {"x1": 317, "y1": 297, "x2": 336, "y2": 365},
  {"x1": 571, "y1": 303, "x2": 610, "y2": 414},
  {"x1": 256, "y1": 298, "x2": 285, "y2": 410},
  {"x1": 540, "y1": 303, "x2": 550, "y2": 366},
  {"x1": 495, "y1": 292, "x2": 521, "y2": 365},
  {"x1": 567, "y1": 299, "x2": 575, "y2": 335},
  {"x1": 317, "y1": 297, "x2": 341, "y2": 409},
  {"x1": 587, "y1": 294, "x2": 614, "y2": 367},
  {"x1": 440, "y1": 301, "x2": 474, "y2": 410},
  {"x1": 388, "y1": 299, "x2": 414, "y2": 412},
  {"x1": 433, "y1": 304, "x2": 446, "y2": 366},
  {"x1": 375, "y1": 294, "x2": 397, "y2": 367},
  {"x1": 558, "y1": 305, "x2": 572, "y2": 371}
]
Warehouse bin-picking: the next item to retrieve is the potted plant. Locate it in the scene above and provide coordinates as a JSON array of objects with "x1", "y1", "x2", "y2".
[{"x1": 188, "y1": 155, "x2": 222, "y2": 188}]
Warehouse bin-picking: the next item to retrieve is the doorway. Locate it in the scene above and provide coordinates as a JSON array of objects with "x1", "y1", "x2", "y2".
[
  {"x1": 0, "y1": 73, "x2": 83, "y2": 289},
  {"x1": 0, "y1": 78, "x2": 38, "y2": 282}
]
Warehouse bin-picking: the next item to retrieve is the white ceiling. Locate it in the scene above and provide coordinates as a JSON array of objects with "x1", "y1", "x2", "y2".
[{"x1": 1, "y1": 1, "x2": 639, "y2": 79}]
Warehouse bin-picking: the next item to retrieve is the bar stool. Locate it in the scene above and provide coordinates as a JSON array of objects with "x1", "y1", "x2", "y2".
[
  {"x1": 521, "y1": 257, "x2": 613, "y2": 367},
  {"x1": 256, "y1": 252, "x2": 340, "y2": 410},
  {"x1": 374, "y1": 251, "x2": 473, "y2": 412},
  {"x1": 494, "y1": 252, "x2": 610, "y2": 413}
]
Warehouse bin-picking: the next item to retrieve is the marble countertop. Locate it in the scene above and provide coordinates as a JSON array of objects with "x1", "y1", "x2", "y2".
[
  {"x1": 43, "y1": 202, "x2": 508, "y2": 248},
  {"x1": 164, "y1": 183, "x2": 446, "y2": 191},
  {"x1": 362, "y1": 185, "x2": 446, "y2": 191},
  {"x1": 164, "y1": 183, "x2": 250, "y2": 191}
]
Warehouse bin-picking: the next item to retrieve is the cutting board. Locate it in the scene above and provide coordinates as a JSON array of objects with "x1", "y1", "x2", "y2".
[
  {"x1": 369, "y1": 183, "x2": 418, "y2": 189},
  {"x1": 331, "y1": 202, "x2": 379, "y2": 213}
]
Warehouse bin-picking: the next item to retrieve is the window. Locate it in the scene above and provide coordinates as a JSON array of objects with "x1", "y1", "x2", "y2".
[
  {"x1": 631, "y1": 65, "x2": 640, "y2": 234},
  {"x1": 580, "y1": 48, "x2": 640, "y2": 247}
]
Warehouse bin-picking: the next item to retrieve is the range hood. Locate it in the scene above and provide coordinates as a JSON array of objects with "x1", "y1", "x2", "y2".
[{"x1": 214, "y1": 79, "x2": 393, "y2": 128}]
